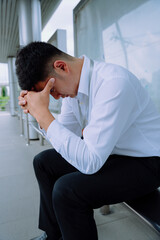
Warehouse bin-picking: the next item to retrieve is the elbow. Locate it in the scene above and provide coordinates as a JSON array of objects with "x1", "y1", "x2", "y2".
[{"x1": 81, "y1": 154, "x2": 104, "y2": 175}]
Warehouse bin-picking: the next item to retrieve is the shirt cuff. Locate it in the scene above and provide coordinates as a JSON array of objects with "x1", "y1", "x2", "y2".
[{"x1": 38, "y1": 124, "x2": 47, "y2": 137}]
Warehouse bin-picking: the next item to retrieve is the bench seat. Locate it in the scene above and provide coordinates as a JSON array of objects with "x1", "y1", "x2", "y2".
[{"x1": 125, "y1": 187, "x2": 160, "y2": 233}]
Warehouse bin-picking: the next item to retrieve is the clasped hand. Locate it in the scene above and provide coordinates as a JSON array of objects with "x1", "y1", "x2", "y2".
[{"x1": 18, "y1": 78, "x2": 55, "y2": 131}]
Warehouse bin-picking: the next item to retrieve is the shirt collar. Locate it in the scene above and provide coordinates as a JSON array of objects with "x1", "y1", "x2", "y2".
[{"x1": 76, "y1": 55, "x2": 91, "y2": 99}]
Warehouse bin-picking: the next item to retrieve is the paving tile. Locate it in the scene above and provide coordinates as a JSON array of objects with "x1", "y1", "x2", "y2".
[
  {"x1": 0, "y1": 216, "x2": 43, "y2": 240},
  {"x1": 96, "y1": 214, "x2": 160, "y2": 240},
  {"x1": 94, "y1": 203, "x2": 131, "y2": 226},
  {"x1": 0, "y1": 114, "x2": 50, "y2": 239}
]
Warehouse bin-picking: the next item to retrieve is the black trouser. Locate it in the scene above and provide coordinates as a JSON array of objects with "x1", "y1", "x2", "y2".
[{"x1": 33, "y1": 149, "x2": 160, "y2": 240}]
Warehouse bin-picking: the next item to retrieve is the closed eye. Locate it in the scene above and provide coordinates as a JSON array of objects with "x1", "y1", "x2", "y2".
[{"x1": 50, "y1": 88, "x2": 55, "y2": 93}]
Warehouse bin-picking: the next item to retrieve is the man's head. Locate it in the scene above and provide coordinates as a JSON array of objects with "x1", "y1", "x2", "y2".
[{"x1": 16, "y1": 41, "x2": 83, "y2": 99}]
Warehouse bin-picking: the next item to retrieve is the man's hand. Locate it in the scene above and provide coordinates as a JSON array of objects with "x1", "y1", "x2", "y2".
[
  {"x1": 18, "y1": 90, "x2": 29, "y2": 113},
  {"x1": 18, "y1": 78, "x2": 55, "y2": 131}
]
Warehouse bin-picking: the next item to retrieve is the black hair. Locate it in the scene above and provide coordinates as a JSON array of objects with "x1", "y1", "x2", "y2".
[{"x1": 15, "y1": 41, "x2": 66, "y2": 90}]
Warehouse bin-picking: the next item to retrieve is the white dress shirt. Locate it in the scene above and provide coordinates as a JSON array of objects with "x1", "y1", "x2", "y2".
[{"x1": 45, "y1": 55, "x2": 160, "y2": 174}]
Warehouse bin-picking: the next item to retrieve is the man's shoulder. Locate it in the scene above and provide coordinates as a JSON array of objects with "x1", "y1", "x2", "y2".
[
  {"x1": 94, "y1": 61, "x2": 131, "y2": 79},
  {"x1": 92, "y1": 61, "x2": 143, "y2": 98}
]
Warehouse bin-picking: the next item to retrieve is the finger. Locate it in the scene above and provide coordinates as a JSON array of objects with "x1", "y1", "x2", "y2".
[
  {"x1": 20, "y1": 90, "x2": 28, "y2": 97},
  {"x1": 18, "y1": 99, "x2": 26, "y2": 106},
  {"x1": 18, "y1": 96, "x2": 25, "y2": 101},
  {"x1": 43, "y1": 78, "x2": 55, "y2": 94},
  {"x1": 21, "y1": 105, "x2": 27, "y2": 110},
  {"x1": 23, "y1": 109, "x2": 29, "y2": 114}
]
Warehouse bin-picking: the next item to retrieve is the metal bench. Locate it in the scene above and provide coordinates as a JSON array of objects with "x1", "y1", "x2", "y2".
[
  {"x1": 125, "y1": 187, "x2": 160, "y2": 233},
  {"x1": 101, "y1": 187, "x2": 160, "y2": 235}
]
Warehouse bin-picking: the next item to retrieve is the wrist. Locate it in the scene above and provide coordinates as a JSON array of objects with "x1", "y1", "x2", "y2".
[{"x1": 37, "y1": 110, "x2": 55, "y2": 131}]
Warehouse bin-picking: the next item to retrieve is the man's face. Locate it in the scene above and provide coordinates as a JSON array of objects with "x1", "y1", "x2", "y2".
[
  {"x1": 34, "y1": 75, "x2": 78, "y2": 100},
  {"x1": 34, "y1": 59, "x2": 81, "y2": 99}
]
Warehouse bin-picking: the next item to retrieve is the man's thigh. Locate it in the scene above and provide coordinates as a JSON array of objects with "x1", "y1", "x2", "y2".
[
  {"x1": 55, "y1": 155, "x2": 160, "y2": 209},
  {"x1": 34, "y1": 148, "x2": 77, "y2": 179}
]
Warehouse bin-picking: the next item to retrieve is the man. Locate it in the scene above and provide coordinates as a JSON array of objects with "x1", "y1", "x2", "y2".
[{"x1": 16, "y1": 42, "x2": 160, "y2": 240}]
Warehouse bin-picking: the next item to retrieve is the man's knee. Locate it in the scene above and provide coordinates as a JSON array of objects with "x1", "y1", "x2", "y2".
[
  {"x1": 33, "y1": 151, "x2": 45, "y2": 171},
  {"x1": 52, "y1": 173, "x2": 92, "y2": 216},
  {"x1": 52, "y1": 173, "x2": 83, "y2": 210},
  {"x1": 52, "y1": 175, "x2": 73, "y2": 207},
  {"x1": 33, "y1": 149, "x2": 56, "y2": 171}
]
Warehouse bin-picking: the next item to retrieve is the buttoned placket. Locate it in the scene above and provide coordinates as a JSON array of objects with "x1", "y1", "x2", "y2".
[
  {"x1": 77, "y1": 95, "x2": 89, "y2": 129},
  {"x1": 77, "y1": 59, "x2": 94, "y2": 129}
]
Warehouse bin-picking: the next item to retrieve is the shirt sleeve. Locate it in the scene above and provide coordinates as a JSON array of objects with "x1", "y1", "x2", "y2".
[
  {"x1": 47, "y1": 77, "x2": 137, "y2": 174},
  {"x1": 58, "y1": 97, "x2": 82, "y2": 137},
  {"x1": 38, "y1": 124, "x2": 51, "y2": 143}
]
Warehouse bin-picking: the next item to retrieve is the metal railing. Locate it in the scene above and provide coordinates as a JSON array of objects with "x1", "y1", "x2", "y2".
[
  {"x1": 26, "y1": 118, "x2": 45, "y2": 146},
  {"x1": 19, "y1": 97, "x2": 61, "y2": 146},
  {"x1": 19, "y1": 109, "x2": 45, "y2": 146}
]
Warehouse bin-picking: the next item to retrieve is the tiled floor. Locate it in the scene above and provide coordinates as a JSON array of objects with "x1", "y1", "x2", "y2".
[
  {"x1": 0, "y1": 112, "x2": 159, "y2": 240},
  {"x1": 95, "y1": 205, "x2": 160, "y2": 240}
]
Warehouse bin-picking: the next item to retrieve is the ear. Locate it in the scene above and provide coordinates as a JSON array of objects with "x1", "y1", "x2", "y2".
[{"x1": 53, "y1": 60, "x2": 69, "y2": 73}]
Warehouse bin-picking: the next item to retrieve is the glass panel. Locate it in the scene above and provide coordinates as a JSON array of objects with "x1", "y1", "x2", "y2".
[{"x1": 103, "y1": 0, "x2": 160, "y2": 111}]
